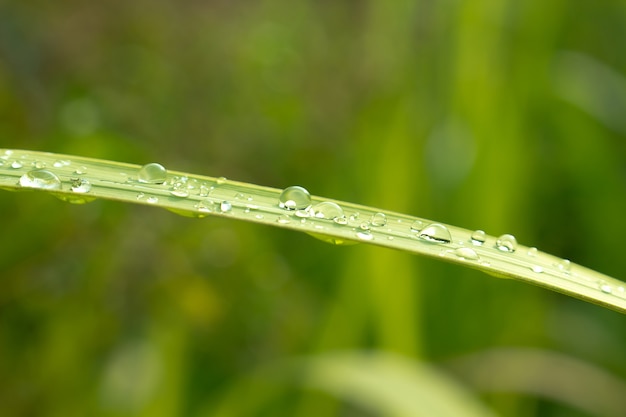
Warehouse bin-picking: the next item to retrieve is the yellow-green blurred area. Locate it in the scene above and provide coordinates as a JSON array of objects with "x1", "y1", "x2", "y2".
[{"x1": 1, "y1": 1, "x2": 626, "y2": 416}]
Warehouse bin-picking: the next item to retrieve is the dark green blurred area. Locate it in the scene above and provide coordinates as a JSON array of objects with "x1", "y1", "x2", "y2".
[{"x1": 1, "y1": 1, "x2": 626, "y2": 416}]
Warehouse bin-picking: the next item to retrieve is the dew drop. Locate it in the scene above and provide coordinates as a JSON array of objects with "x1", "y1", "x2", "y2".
[
  {"x1": 370, "y1": 212, "x2": 387, "y2": 227},
  {"x1": 454, "y1": 247, "x2": 480, "y2": 261},
  {"x1": 410, "y1": 220, "x2": 424, "y2": 232},
  {"x1": 531, "y1": 265, "x2": 544, "y2": 273},
  {"x1": 276, "y1": 214, "x2": 291, "y2": 224},
  {"x1": 53, "y1": 159, "x2": 71, "y2": 168},
  {"x1": 333, "y1": 216, "x2": 348, "y2": 225},
  {"x1": 11, "y1": 161, "x2": 23, "y2": 169},
  {"x1": 279, "y1": 186, "x2": 312, "y2": 210},
  {"x1": 216, "y1": 176, "x2": 227, "y2": 185},
  {"x1": 136, "y1": 192, "x2": 145, "y2": 200},
  {"x1": 356, "y1": 231, "x2": 374, "y2": 241},
  {"x1": 146, "y1": 196, "x2": 159, "y2": 204},
  {"x1": 70, "y1": 177, "x2": 91, "y2": 193},
  {"x1": 255, "y1": 214, "x2": 264, "y2": 220},
  {"x1": 138, "y1": 163, "x2": 167, "y2": 184},
  {"x1": 33, "y1": 160, "x2": 46, "y2": 169},
  {"x1": 220, "y1": 201, "x2": 232, "y2": 213},
  {"x1": 295, "y1": 209, "x2": 310, "y2": 218},
  {"x1": 599, "y1": 283, "x2": 613, "y2": 294},
  {"x1": 557, "y1": 259, "x2": 571, "y2": 273},
  {"x1": 19, "y1": 170, "x2": 62, "y2": 190},
  {"x1": 74, "y1": 166, "x2": 87, "y2": 175},
  {"x1": 310, "y1": 201, "x2": 344, "y2": 219},
  {"x1": 495, "y1": 234, "x2": 517, "y2": 253},
  {"x1": 527, "y1": 247, "x2": 538, "y2": 257},
  {"x1": 199, "y1": 184, "x2": 210, "y2": 197},
  {"x1": 470, "y1": 230, "x2": 486, "y2": 245},
  {"x1": 418, "y1": 223, "x2": 452, "y2": 244},
  {"x1": 359, "y1": 222, "x2": 371, "y2": 231},
  {"x1": 349, "y1": 212, "x2": 360, "y2": 222},
  {"x1": 195, "y1": 201, "x2": 212, "y2": 214}
]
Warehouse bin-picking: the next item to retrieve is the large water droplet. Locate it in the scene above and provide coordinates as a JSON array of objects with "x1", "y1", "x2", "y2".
[
  {"x1": 370, "y1": 212, "x2": 387, "y2": 227},
  {"x1": 220, "y1": 201, "x2": 232, "y2": 213},
  {"x1": 418, "y1": 223, "x2": 451, "y2": 244},
  {"x1": 454, "y1": 247, "x2": 479, "y2": 261},
  {"x1": 138, "y1": 163, "x2": 167, "y2": 184},
  {"x1": 470, "y1": 230, "x2": 486, "y2": 245},
  {"x1": 279, "y1": 186, "x2": 311, "y2": 210},
  {"x1": 495, "y1": 234, "x2": 517, "y2": 253},
  {"x1": 310, "y1": 201, "x2": 344, "y2": 219},
  {"x1": 19, "y1": 170, "x2": 62, "y2": 190},
  {"x1": 70, "y1": 177, "x2": 92, "y2": 193}
]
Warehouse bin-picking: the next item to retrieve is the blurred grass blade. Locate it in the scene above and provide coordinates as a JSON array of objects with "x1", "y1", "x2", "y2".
[{"x1": 1, "y1": 149, "x2": 625, "y2": 313}]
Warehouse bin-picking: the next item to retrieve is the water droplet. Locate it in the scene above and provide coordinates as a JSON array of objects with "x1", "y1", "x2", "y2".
[
  {"x1": 333, "y1": 216, "x2": 348, "y2": 225},
  {"x1": 418, "y1": 223, "x2": 451, "y2": 244},
  {"x1": 454, "y1": 247, "x2": 480, "y2": 261},
  {"x1": 255, "y1": 214, "x2": 264, "y2": 220},
  {"x1": 618, "y1": 286, "x2": 624, "y2": 293},
  {"x1": 19, "y1": 170, "x2": 62, "y2": 190},
  {"x1": 146, "y1": 196, "x2": 159, "y2": 204},
  {"x1": 216, "y1": 176, "x2": 227, "y2": 185},
  {"x1": 220, "y1": 201, "x2": 232, "y2": 213},
  {"x1": 359, "y1": 222, "x2": 371, "y2": 231},
  {"x1": 276, "y1": 214, "x2": 291, "y2": 224},
  {"x1": 495, "y1": 234, "x2": 517, "y2": 253},
  {"x1": 599, "y1": 283, "x2": 613, "y2": 294},
  {"x1": 11, "y1": 161, "x2": 23, "y2": 169},
  {"x1": 170, "y1": 189, "x2": 189, "y2": 198},
  {"x1": 410, "y1": 220, "x2": 424, "y2": 232},
  {"x1": 53, "y1": 160, "x2": 71, "y2": 168},
  {"x1": 33, "y1": 160, "x2": 46, "y2": 169},
  {"x1": 470, "y1": 230, "x2": 486, "y2": 245},
  {"x1": 295, "y1": 209, "x2": 310, "y2": 218},
  {"x1": 557, "y1": 259, "x2": 571, "y2": 273},
  {"x1": 356, "y1": 231, "x2": 373, "y2": 241},
  {"x1": 531, "y1": 265, "x2": 544, "y2": 273},
  {"x1": 310, "y1": 201, "x2": 344, "y2": 219},
  {"x1": 70, "y1": 177, "x2": 91, "y2": 193},
  {"x1": 195, "y1": 201, "x2": 212, "y2": 214},
  {"x1": 199, "y1": 184, "x2": 210, "y2": 197},
  {"x1": 370, "y1": 212, "x2": 387, "y2": 227},
  {"x1": 527, "y1": 247, "x2": 538, "y2": 257},
  {"x1": 279, "y1": 186, "x2": 312, "y2": 210},
  {"x1": 74, "y1": 166, "x2": 87, "y2": 175},
  {"x1": 138, "y1": 163, "x2": 167, "y2": 184},
  {"x1": 349, "y1": 212, "x2": 360, "y2": 222}
]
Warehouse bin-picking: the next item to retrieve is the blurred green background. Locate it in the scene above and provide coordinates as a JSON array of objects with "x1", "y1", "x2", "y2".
[{"x1": 1, "y1": 1, "x2": 626, "y2": 416}]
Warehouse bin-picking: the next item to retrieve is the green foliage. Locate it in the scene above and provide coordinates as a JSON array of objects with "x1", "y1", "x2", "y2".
[{"x1": 1, "y1": 1, "x2": 626, "y2": 416}]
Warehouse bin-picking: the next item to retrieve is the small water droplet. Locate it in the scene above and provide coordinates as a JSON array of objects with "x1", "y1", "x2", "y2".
[
  {"x1": 370, "y1": 212, "x2": 387, "y2": 227},
  {"x1": 11, "y1": 161, "x2": 23, "y2": 169},
  {"x1": 220, "y1": 201, "x2": 232, "y2": 213},
  {"x1": 359, "y1": 222, "x2": 371, "y2": 231},
  {"x1": 418, "y1": 223, "x2": 451, "y2": 244},
  {"x1": 527, "y1": 247, "x2": 538, "y2": 257},
  {"x1": 599, "y1": 283, "x2": 613, "y2": 294},
  {"x1": 279, "y1": 186, "x2": 312, "y2": 210},
  {"x1": 19, "y1": 170, "x2": 62, "y2": 190},
  {"x1": 470, "y1": 230, "x2": 486, "y2": 245},
  {"x1": 74, "y1": 166, "x2": 87, "y2": 175},
  {"x1": 495, "y1": 234, "x2": 517, "y2": 253},
  {"x1": 199, "y1": 184, "x2": 210, "y2": 197},
  {"x1": 531, "y1": 265, "x2": 544, "y2": 273},
  {"x1": 70, "y1": 177, "x2": 91, "y2": 193},
  {"x1": 356, "y1": 231, "x2": 373, "y2": 241},
  {"x1": 310, "y1": 201, "x2": 344, "y2": 219},
  {"x1": 454, "y1": 247, "x2": 480, "y2": 261},
  {"x1": 387, "y1": 236, "x2": 394, "y2": 240},
  {"x1": 295, "y1": 209, "x2": 310, "y2": 218},
  {"x1": 136, "y1": 192, "x2": 145, "y2": 200},
  {"x1": 349, "y1": 212, "x2": 360, "y2": 222},
  {"x1": 276, "y1": 214, "x2": 291, "y2": 224},
  {"x1": 216, "y1": 176, "x2": 227, "y2": 185},
  {"x1": 138, "y1": 163, "x2": 167, "y2": 184},
  {"x1": 333, "y1": 216, "x2": 348, "y2": 225},
  {"x1": 557, "y1": 259, "x2": 571, "y2": 273},
  {"x1": 53, "y1": 159, "x2": 71, "y2": 168},
  {"x1": 618, "y1": 286, "x2": 624, "y2": 293},
  {"x1": 146, "y1": 196, "x2": 159, "y2": 204},
  {"x1": 33, "y1": 160, "x2": 46, "y2": 169},
  {"x1": 410, "y1": 220, "x2": 424, "y2": 232},
  {"x1": 255, "y1": 214, "x2": 264, "y2": 220},
  {"x1": 195, "y1": 201, "x2": 212, "y2": 213}
]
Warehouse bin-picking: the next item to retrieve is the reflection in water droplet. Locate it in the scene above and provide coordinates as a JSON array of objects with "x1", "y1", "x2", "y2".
[
  {"x1": 146, "y1": 196, "x2": 159, "y2": 204},
  {"x1": 356, "y1": 231, "x2": 373, "y2": 241},
  {"x1": 454, "y1": 247, "x2": 479, "y2": 261},
  {"x1": 370, "y1": 212, "x2": 387, "y2": 227},
  {"x1": 527, "y1": 247, "x2": 538, "y2": 257},
  {"x1": 470, "y1": 230, "x2": 486, "y2": 245},
  {"x1": 418, "y1": 223, "x2": 451, "y2": 244},
  {"x1": 410, "y1": 220, "x2": 424, "y2": 232},
  {"x1": 276, "y1": 214, "x2": 291, "y2": 224},
  {"x1": 600, "y1": 283, "x2": 613, "y2": 294},
  {"x1": 19, "y1": 170, "x2": 62, "y2": 190},
  {"x1": 310, "y1": 201, "x2": 344, "y2": 219},
  {"x1": 70, "y1": 177, "x2": 92, "y2": 193},
  {"x1": 220, "y1": 201, "x2": 232, "y2": 213},
  {"x1": 531, "y1": 265, "x2": 544, "y2": 273},
  {"x1": 495, "y1": 234, "x2": 517, "y2": 252},
  {"x1": 138, "y1": 163, "x2": 167, "y2": 184},
  {"x1": 279, "y1": 186, "x2": 312, "y2": 210}
]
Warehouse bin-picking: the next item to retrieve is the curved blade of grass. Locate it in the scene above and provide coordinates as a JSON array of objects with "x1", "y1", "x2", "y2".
[{"x1": 1, "y1": 148, "x2": 625, "y2": 313}]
